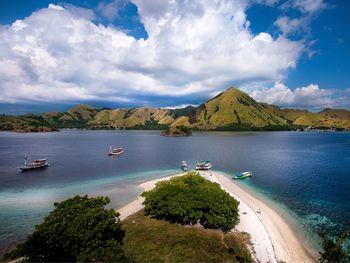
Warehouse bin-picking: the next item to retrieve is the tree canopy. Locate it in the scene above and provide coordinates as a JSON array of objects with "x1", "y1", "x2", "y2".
[
  {"x1": 9, "y1": 195, "x2": 126, "y2": 262},
  {"x1": 319, "y1": 228, "x2": 350, "y2": 263},
  {"x1": 142, "y1": 172, "x2": 240, "y2": 232}
]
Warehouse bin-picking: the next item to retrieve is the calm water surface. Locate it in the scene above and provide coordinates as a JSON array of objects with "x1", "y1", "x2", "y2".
[{"x1": 0, "y1": 130, "x2": 349, "y2": 253}]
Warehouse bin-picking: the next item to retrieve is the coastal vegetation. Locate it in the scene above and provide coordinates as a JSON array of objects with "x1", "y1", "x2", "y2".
[
  {"x1": 1, "y1": 87, "x2": 350, "y2": 132},
  {"x1": 142, "y1": 172, "x2": 240, "y2": 232},
  {"x1": 319, "y1": 229, "x2": 350, "y2": 263},
  {"x1": 5, "y1": 196, "x2": 126, "y2": 262},
  {"x1": 123, "y1": 210, "x2": 252, "y2": 263}
]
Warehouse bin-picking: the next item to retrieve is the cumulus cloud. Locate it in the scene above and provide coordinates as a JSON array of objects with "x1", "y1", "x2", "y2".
[
  {"x1": 0, "y1": 1, "x2": 305, "y2": 106},
  {"x1": 250, "y1": 82, "x2": 350, "y2": 110}
]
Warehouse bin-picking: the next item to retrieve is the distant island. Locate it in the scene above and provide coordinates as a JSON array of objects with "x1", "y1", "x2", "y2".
[
  {"x1": 1, "y1": 87, "x2": 349, "y2": 132},
  {"x1": 162, "y1": 125, "x2": 192, "y2": 136}
]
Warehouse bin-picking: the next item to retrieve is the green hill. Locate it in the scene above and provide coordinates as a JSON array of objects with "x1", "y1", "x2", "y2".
[
  {"x1": 1, "y1": 87, "x2": 349, "y2": 132},
  {"x1": 193, "y1": 88, "x2": 288, "y2": 130}
]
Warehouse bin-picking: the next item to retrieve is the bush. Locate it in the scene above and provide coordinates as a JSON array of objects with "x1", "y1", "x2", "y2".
[
  {"x1": 319, "y1": 228, "x2": 350, "y2": 263},
  {"x1": 7, "y1": 195, "x2": 126, "y2": 262},
  {"x1": 142, "y1": 172, "x2": 240, "y2": 232}
]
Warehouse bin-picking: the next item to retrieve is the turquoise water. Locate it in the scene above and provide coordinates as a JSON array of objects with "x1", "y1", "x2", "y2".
[{"x1": 0, "y1": 130, "x2": 349, "y2": 254}]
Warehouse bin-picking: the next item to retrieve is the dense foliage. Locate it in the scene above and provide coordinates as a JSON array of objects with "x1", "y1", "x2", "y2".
[
  {"x1": 8, "y1": 195, "x2": 126, "y2": 262},
  {"x1": 319, "y1": 229, "x2": 350, "y2": 263},
  {"x1": 142, "y1": 172, "x2": 240, "y2": 232}
]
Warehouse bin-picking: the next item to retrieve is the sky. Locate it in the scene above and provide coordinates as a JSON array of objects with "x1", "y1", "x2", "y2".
[{"x1": 0, "y1": 0, "x2": 349, "y2": 114}]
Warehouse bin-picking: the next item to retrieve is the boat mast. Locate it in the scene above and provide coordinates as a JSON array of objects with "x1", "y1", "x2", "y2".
[{"x1": 24, "y1": 153, "x2": 28, "y2": 166}]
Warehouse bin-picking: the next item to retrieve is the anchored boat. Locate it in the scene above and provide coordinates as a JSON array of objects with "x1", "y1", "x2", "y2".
[
  {"x1": 20, "y1": 154, "x2": 49, "y2": 171},
  {"x1": 108, "y1": 146, "x2": 124, "y2": 156},
  {"x1": 181, "y1": 161, "x2": 188, "y2": 171},
  {"x1": 195, "y1": 160, "x2": 212, "y2": 170},
  {"x1": 232, "y1": 171, "x2": 252, "y2": 179}
]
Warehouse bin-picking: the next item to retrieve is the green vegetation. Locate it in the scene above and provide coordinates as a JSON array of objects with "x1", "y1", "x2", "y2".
[
  {"x1": 142, "y1": 172, "x2": 240, "y2": 232},
  {"x1": 1, "y1": 87, "x2": 350, "y2": 132},
  {"x1": 123, "y1": 210, "x2": 252, "y2": 263},
  {"x1": 162, "y1": 125, "x2": 192, "y2": 136},
  {"x1": 319, "y1": 229, "x2": 350, "y2": 263},
  {"x1": 5, "y1": 196, "x2": 126, "y2": 262}
]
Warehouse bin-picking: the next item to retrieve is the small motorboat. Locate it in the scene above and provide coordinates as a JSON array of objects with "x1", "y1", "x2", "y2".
[
  {"x1": 181, "y1": 161, "x2": 188, "y2": 171},
  {"x1": 232, "y1": 171, "x2": 252, "y2": 179},
  {"x1": 108, "y1": 146, "x2": 124, "y2": 156},
  {"x1": 20, "y1": 154, "x2": 49, "y2": 171},
  {"x1": 195, "y1": 160, "x2": 212, "y2": 170}
]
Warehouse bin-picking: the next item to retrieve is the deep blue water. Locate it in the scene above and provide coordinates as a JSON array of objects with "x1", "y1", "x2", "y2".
[{"x1": 0, "y1": 130, "x2": 349, "y2": 253}]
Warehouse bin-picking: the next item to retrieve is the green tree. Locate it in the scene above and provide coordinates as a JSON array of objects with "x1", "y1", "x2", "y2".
[
  {"x1": 142, "y1": 172, "x2": 240, "y2": 232},
  {"x1": 319, "y1": 229, "x2": 350, "y2": 263},
  {"x1": 8, "y1": 195, "x2": 126, "y2": 262}
]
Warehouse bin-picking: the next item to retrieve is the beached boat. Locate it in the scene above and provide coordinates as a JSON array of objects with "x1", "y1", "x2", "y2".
[
  {"x1": 232, "y1": 171, "x2": 252, "y2": 179},
  {"x1": 20, "y1": 154, "x2": 49, "y2": 171},
  {"x1": 195, "y1": 160, "x2": 212, "y2": 170},
  {"x1": 108, "y1": 146, "x2": 124, "y2": 156},
  {"x1": 181, "y1": 161, "x2": 188, "y2": 171}
]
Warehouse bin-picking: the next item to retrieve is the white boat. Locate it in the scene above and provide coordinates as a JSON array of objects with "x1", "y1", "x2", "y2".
[
  {"x1": 20, "y1": 154, "x2": 49, "y2": 171},
  {"x1": 195, "y1": 160, "x2": 212, "y2": 170},
  {"x1": 181, "y1": 161, "x2": 188, "y2": 171},
  {"x1": 232, "y1": 171, "x2": 252, "y2": 179},
  {"x1": 108, "y1": 146, "x2": 124, "y2": 156}
]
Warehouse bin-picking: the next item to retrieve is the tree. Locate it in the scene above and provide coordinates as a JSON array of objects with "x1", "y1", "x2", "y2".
[
  {"x1": 8, "y1": 195, "x2": 126, "y2": 262},
  {"x1": 142, "y1": 172, "x2": 240, "y2": 232},
  {"x1": 319, "y1": 228, "x2": 350, "y2": 263}
]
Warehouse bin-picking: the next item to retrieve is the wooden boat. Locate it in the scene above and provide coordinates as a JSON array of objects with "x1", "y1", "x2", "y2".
[
  {"x1": 20, "y1": 154, "x2": 49, "y2": 171},
  {"x1": 195, "y1": 160, "x2": 212, "y2": 170},
  {"x1": 108, "y1": 146, "x2": 124, "y2": 156},
  {"x1": 232, "y1": 171, "x2": 252, "y2": 179},
  {"x1": 181, "y1": 161, "x2": 188, "y2": 171}
]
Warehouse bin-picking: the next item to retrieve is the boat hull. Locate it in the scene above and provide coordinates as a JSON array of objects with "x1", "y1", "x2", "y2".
[
  {"x1": 195, "y1": 164, "x2": 212, "y2": 170},
  {"x1": 108, "y1": 151, "x2": 124, "y2": 156},
  {"x1": 20, "y1": 162, "x2": 49, "y2": 171},
  {"x1": 232, "y1": 172, "x2": 252, "y2": 179}
]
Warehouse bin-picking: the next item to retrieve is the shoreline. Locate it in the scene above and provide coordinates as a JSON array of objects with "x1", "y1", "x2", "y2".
[{"x1": 117, "y1": 170, "x2": 315, "y2": 263}]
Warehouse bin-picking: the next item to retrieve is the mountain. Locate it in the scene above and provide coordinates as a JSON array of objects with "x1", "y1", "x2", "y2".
[
  {"x1": 192, "y1": 88, "x2": 288, "y2": 130},
  {"x1": 1, "y1": 87, "x2": 349, "y2": 132}
]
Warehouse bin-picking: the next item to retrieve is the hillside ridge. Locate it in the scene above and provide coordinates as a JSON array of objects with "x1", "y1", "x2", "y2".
[{"x1": 1, "y1": 87, "x2": 349, "y2": 131}]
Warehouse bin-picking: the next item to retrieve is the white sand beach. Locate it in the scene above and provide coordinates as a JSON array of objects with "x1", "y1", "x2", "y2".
[{"x1": 117, "y1": 171, "x2": 315, "y2": 263}]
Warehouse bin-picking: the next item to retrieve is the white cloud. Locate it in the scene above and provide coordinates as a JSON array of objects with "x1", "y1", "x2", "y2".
[
  {"x1": 0, "y1": 1, "x2": 305, "y2": 106},
  {"x1": 250, "y1": 82, "x2": 349, "y2": 110},
  {"x1": 97, "y1": 0, "x2": 127, "y2": 22},
  {"x1": 274, "y1": 16, "x2": 309, "y2": 36},
  {"x1": 282, "y1": 0, "x2": 327, "y2": 14}
]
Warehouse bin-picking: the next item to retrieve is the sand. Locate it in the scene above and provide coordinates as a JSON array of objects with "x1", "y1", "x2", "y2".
[{"x1": 116, "y1": 171, "x2": 315, "y2": 263}]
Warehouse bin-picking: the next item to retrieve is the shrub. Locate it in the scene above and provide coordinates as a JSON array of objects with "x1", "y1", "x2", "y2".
[
  {"x1": 142, "y1": 172, "x2": 240, "y2": 232},
  {"x1": 319, "y1": 228, "x2": 350, "y2": 263},
  {"x1": 6, "y1": 195, "x2": 126, "y2": 262}
]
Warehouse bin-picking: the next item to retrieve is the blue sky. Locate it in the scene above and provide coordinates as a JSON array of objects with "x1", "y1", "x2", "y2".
[{"x1": 0, "y1": 0, "x2": 349, "y2": 114}]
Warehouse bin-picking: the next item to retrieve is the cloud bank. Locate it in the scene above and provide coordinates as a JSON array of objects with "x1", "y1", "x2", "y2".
[
  {"x1": 250, "y1": 82, "x2": 350, "y2": 111},
  {"x1": 0, "y1": 1, "x2": 303, "y2": 105},
  {"x1": 0, "y1": 0, "x2": 347, "y2": 111}
]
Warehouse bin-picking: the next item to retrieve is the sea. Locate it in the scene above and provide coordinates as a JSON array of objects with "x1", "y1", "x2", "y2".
[{"x1": 0, "y1": 130, "x2": 349, "y2": 254}]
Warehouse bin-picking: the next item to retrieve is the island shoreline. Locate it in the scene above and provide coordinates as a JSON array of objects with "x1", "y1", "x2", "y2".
[{"x1": 116, "y1": 170, "x2": 316, "y2": 263}]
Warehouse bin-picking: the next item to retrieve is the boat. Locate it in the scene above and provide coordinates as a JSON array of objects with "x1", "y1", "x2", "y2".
[
  {"x1": 195, "y1": 160, "x2": 212, "y2": 170},
  {"x1": 181, "y1": 161, "x2": 188, "y2": 171},
  {"x1": 20, "y1": 154, "x2": 49, "y2": 171},
  {"x1": 232, "y1": 171, "x2": 252, "y2": 179},
  {"x1": 108, "y1": 146, "x2": 124, "y2": 156}
]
